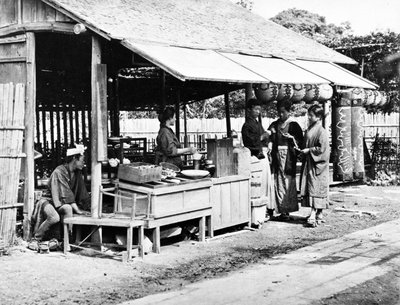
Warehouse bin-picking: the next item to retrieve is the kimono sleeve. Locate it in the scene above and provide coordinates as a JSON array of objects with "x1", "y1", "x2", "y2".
[
  {"x1": 289, "y1": 122, "x2": 304, "y2": 149},
  {"x1": 50, "y1": 170, "x2": 76, "y2": 209},
  {"x1": 158, "y1": 129, "x2": 178, "y2": 156},
  {"x1": 310, "y1": 128, "x2": 330, "y2": 163},
  {"x1": 241, "y1": 121, "x2": 260, "y2": 151}
]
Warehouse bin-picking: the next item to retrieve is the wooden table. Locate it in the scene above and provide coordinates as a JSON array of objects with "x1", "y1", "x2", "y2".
[{"x1": 118, "y1": 177, "x2": 213, "y2": 253}]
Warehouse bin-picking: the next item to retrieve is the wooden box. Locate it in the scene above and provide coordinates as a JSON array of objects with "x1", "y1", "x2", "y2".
[
  {"x1": 206, "y1": 138, "x2": 235, "y2": 177},
  {"x1": 118, "y1": 162, "x2": 161, "y2": 184},
  {"x1": 210, "y1": 175, "x2": 250, "y2": 231},
  {"x1": 118, "y1": 179, "x2": 213, "y2": 219}
]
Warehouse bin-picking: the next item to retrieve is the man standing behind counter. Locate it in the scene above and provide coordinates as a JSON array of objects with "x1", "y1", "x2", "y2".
[{"x1": 241, "y1": 98, "x2": 270, "y2": 158}]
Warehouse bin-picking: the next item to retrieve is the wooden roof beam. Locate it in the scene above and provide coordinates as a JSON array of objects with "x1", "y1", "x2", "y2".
[{"x1": 0, "y1": 22, "x2": 76, "y2": 37}]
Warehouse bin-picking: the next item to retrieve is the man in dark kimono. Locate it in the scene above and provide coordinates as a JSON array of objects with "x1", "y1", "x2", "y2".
[
  {"x1": 29, "y1": 144, "x2": 90, "y2": 251},
  {"x1": 299, "y1": 104, "x2": 330, "y2": 227},
  {"x1": 241, "y1": 98, "x2": 269, "y2": 157}
]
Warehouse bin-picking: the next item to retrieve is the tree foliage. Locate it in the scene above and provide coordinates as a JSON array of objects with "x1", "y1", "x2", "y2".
[{"x1": 270, "y1": 8, "x2": 352, "y2": 45}]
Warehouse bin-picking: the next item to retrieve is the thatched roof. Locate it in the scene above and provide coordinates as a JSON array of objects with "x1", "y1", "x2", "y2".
[{"x1": 42, "y1": 0, "x2": 356, "y2": 65}]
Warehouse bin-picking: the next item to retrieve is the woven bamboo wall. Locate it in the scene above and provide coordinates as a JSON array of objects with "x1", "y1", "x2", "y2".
[{"x1": 0, "y1": 83, "x2": 25, "y2": 249}]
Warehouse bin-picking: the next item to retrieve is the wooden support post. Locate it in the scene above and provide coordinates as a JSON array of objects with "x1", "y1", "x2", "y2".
[
  {"x1": 224, "y1": 92, "x2": 231, "y2": 137},
  {"x1": 23, "y1": 32, "x2": 36, "y2": 240},
  {"x1": 113, "y1": 77, "x2": 120, "y2": 137},
  {"x1": 161, "y1": 70, "x2": 166, "y2": 110},
  {"x1": 90, "y1": 36, "x2": 102, "y2": 218},
  {"x1": 175, "y1": 89, "x2": 181, "y2": 137},
  {"x1": 183, "y1": 102, "x2": 188, "y2": 147},
  {"x1": 245, "y1": 83, "x2": 253, "y2": 118}
]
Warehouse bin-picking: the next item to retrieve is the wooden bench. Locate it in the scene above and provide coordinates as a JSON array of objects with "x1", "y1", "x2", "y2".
[
  {"x1": 63, "y1": 186, "x2": 146, "y2": 262},
  {"x1": 63, "y1": 215, "x2": 145, "y2": 261}
]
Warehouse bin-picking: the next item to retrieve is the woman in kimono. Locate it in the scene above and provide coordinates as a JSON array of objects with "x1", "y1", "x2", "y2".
[
  {"x1": 241, "y1": 98, "x2": 276, "y2": 219},
  {"x1": 154, "y1": 106, "x2": 196, "y2": 168},
  {"x1": 298, "y1": 104, "x2": 330, "y2": 227},
  {"x1": 268, "y1": 100, "x2": 303, "y2": 220}
]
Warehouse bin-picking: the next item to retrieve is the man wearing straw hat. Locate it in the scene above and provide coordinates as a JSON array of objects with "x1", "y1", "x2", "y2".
[{"x1": 29, "y1": 144, "x2": 90, "y2": 252}]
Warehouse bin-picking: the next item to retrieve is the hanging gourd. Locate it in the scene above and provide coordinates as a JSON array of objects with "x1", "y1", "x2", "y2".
[
  {"x1": 253, "y1": 83, "x2": 278, "y2": 103},
  {"x1": 290, "y1": 84, "x2": 306, "y2": 103},
  {"x1": 303, "y1": 84, "x2": 319, "y2": 103},
  {"x1": 317, "y1": 84, "x2": 334, "y2": 102},
  {"x1": 276, "y1": 84, "x2": 293, "y2": 101}
]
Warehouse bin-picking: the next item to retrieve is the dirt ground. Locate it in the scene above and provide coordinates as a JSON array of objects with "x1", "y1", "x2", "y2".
[{"x1": 1, "y1": 184, "x2": 400, "y2": 305}]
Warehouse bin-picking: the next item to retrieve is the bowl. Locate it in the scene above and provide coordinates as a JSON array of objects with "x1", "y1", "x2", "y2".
[{"x1": 180, "y1": 170, "x2": 210, "y2": 179}]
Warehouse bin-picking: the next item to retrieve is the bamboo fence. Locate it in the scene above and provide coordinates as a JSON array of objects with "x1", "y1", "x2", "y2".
[{"x1": 0, "y1": 83, "x2": 25, "y2": 249}]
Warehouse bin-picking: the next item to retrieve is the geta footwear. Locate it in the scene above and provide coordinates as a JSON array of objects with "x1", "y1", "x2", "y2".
[
  {"x1": 306, "y1": 218, "x2": 317, "y2": 227},
  {"x1": 28, "y1": 239, "x2": 39, "y2": 252},
  {"x1": 39, "y1": 241, "x2": 50, "y2": 254},
  {"x1": 48, "y1": 238, "x2": 59, "y2": 251}
]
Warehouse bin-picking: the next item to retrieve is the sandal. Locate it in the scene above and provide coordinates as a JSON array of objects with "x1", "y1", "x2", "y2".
[
  {"x1": 48, "y1": 238, "x2": 59, "y2": 251},
  {"x1": 39, "y1": 241, "x2": 50, "y2": 254},
  {"x1": 28, "y1": 239, "x2": 39, "y2": 252},
  {"x1": 306, "y1": 218, "x2": 317, "y2": 227}
]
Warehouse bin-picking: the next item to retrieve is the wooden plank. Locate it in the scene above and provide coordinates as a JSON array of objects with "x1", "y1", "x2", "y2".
[
  {"x1": 0, "y1": 35, "x2": 26, "y2": 45},
  {"x1": 21, "y1": 0, "x2": 35, "y2": 23},
  {"x1": 64, "y1": 215, "x2": 144, "y2": 227},
  {"x1": 91, "y1": 36, "x2": 102, "y2": 217},
  {"x1": 0, "y1": 22, "x2": 75, "y2": 37},
  {"x1": 44, "y1": 3, "x2": 56, "y2": 22},
  {"x1": 68, "y1": 103, "x2": 74, "y2": 144},
  {"x1": 0, "y1": 57, "x2": 27, "y2": 64},
  {"x1": 145, "y1": 208, "x2": 212, "y2": 228},
  {"x1": 96, "y1": 64, "x2": 108, "y2": 161},
  {"x1": 220, "y1": 182, "x2": 231, "y2": 225},
  {"x1": 0, "y1": 0, "x2": 17, "y2": 27},
  {"x1": 23, "y1": 32, "x2": 35, "y2": 240},
  {"x1": 35, "y1": 0, "x2": 46, "y2": 22}
]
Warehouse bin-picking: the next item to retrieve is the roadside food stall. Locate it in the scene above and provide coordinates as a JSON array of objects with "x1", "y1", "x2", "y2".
[{"x1": 0, "y1": 0, "x2": 379, "y2": 254}]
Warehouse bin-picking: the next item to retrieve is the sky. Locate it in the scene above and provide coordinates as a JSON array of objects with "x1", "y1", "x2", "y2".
[{"x1": 251, "y1": 0, "x2": 400, "y2": 35}]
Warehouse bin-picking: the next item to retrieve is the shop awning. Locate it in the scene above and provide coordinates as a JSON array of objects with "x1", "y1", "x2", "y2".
[
  {"x1": 125, "y1": 43, "x2": 269, "y2": 83},
  {"x1": 289, "y1": 60, "x2": 378, "y2": 89},
  {"x1": 220, "y1": 53, "x2": 330, "y2": 84}
]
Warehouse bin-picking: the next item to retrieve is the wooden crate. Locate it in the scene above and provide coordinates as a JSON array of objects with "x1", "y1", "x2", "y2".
[
  {"x1": 206, "y1": 138, "x2": 235, "y2": 177},
  {"x1": 118, "y1": 179, "x2": 213, "y2": 218},
  {"x1": 210, "y1": 175, "x2": 250, "y2": 231},
  {"x1": 118, "y1": 162, "x2": 161, "y2": 184}
]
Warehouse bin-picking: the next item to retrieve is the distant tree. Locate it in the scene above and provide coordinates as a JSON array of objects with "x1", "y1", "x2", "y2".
[
  {"x1": 330, "y1": 31, "x2": 400, "y2": 113},
  {"x1": 270, "y1": 8, "x2": 352, "y2": 45},
  {"x1": 235, "y1": 0, "x2": 253, "y2": 11}
]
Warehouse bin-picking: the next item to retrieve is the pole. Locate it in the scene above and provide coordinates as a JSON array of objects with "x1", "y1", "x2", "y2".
[
  {"x1": 23, "y1": 32, "x2": 36, "y2": 239},
  {"x1": 91, "y1": 36, "x2": 102, "y2": 218},
  {"x1": 175, "y1": 89, "x2": 181, "y2": 137},
  {"x1": 224, "y1": 92, "x2": 231, "y2": 137}
]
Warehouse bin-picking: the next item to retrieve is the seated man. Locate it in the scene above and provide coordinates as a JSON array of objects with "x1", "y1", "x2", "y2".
[{"x1": 29, "y1": 144, "x2": 90, "y2": 251}]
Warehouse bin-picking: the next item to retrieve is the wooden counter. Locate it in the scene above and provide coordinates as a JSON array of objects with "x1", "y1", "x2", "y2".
[
  {"x1": 118, "y1": 177, "x2": 213, "y2": 253},
  {"x1": 210, "y1": 175, "x2": 251, "y2": 232}
]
